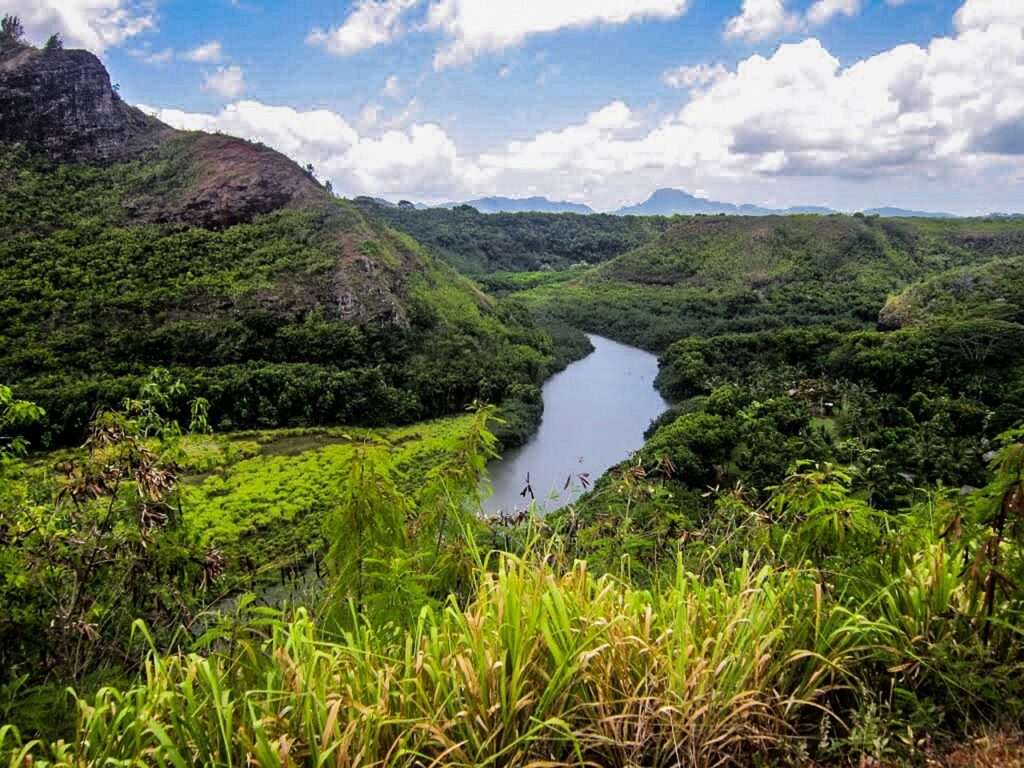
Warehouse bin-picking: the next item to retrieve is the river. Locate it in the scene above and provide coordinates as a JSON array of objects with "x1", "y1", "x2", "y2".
[{"x1": 484, "y1": 334, "x2": 668, "y2": 515}]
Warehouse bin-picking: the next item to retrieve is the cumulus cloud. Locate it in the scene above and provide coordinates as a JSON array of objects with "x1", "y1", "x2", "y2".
[
  {"x1": 127, "y1": 45, "x2": 173, "y2": 65},
  {"x1": 724, "y1": 0, "x2": 800, "y2": 42},
  {"x1": 139, "y1": 100, "x2": 479, "y2": 201},
  {"x1": 5, "y1": 0, "x2": 155, "y2": 52},
  {"x1": 202, "y1": 65, "x2": 245, "y2": 99},
  {"x1": 183, "y1": 40, "x2": 222, "y2": 62},
  {"x1": 663, "y1": 63, "x2": 728, "y2": 89},
  {"x1": 480, "y1": 0, "x2": 1024, "y2": 205},
  {"x1": 806, "y1": 0, "x2": 861, "y2": 26},
  {"x1": 726, "y1": 0, "x2": 862, "y2": 41},
  {"x1": 954, "y1": 0, "x2": 1024, "y2": 31},
  {"x1": 426, "y1": 0, "x2": 691, "y2": 68},
  {"x1": 478, "y1": 101, "x2": 637, "y2": 175},
  {"x1": 141, "y1": 0, "x2": 1024, "y2": 210},
  {"x1": 306, "y1": 0, "x2": 417, "y2": 56},
  {"x1": 306, "y1": 0, "x2": 692, "y2": 68},
  {"x1": 660, "y1": 2, "x2": 1024, "y2": 182}
]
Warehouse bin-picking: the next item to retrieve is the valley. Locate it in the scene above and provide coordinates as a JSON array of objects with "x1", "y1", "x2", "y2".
[{"x1": 2, "y1": 18, "x2": 1024, "y2": 768}]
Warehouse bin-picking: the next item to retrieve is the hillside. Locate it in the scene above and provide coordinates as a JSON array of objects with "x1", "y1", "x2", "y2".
[
  {"x1": 352, "y1": 197, "x2": 669, "y2": 273},
  {"x1": 0, "y1": 41, "x2": 549, "y2": 445},
  {"x1": 879, "y1": 255, "x2": 1024, "y2": 328},
  {"x1": 515, "y1": 213, "x2": 1024, "y2": 350}
]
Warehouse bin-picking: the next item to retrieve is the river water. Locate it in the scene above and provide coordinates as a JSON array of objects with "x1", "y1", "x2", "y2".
[{"x1": 484, "y1": 334, "x2": 668, "y2": 515}]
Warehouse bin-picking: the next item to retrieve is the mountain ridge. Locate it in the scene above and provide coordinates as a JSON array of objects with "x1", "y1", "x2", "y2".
[
  {"x1": 439, "y1": 196, "x2": 595, "y2": 215},
  {"x1": 613, "y1": 188, "x2": 961, "y2": 218}
]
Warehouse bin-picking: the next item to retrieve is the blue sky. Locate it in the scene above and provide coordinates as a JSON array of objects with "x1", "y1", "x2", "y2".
[{"x1": 13, "y1": 0, "x2": 1024, "y2": 213}]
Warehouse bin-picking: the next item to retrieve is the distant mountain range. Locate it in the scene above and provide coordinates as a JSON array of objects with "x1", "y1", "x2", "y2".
[
  {"x1": 861, "y1": 206, "x2": 956, "y2": 219},
  {"x1": 614, "y1": 188, "x2": 798, "y2": 216},
  {"x1": 613, "y1": 189, "x2": 959, "y2": 218},
  {"x1": 362, "y1": 190, "x2": 1015, "y2": 219},
  {"x1": 439, "y1": 196, "x2": 595, "y2": 215}
]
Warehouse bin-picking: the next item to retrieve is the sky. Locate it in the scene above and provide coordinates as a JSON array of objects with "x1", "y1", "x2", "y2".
[{"x1": 10, "y1": 0, "x2": 1024, "y2": 214}]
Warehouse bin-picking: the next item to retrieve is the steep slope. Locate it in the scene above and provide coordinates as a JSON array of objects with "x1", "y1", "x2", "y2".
[
  {"x1": 0, "y1": 37, "x2": 168, "y2": 161},
  {"x1": 0, "y1": 42, "x2": 549, "y2": 445}
]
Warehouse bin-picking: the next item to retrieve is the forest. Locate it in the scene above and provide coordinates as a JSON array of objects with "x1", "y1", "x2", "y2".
[{"x1": 3, "y1": 20, "x2": 1024, "y2": 767}]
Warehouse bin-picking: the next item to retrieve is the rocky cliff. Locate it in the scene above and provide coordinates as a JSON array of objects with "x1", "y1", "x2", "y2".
[
  {"x1": 0, "y1": 39, "x2": 168, "y2": 162},
  {"x1": 0, "y1": 38, "x2": 326, "y2": 229}
]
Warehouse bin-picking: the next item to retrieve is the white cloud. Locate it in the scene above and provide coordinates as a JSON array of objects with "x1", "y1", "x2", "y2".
[
  {"x1": 140, "y1": 1, "x2": 1024, "y2": 212},
  {"x1": 128, "y1": 45, "x2": 173, "y2": 65},
  {"x1": 477, "y1": 101, "x2": 638, "y2": 177},
  {"x1": 183, "y1": 40, "x2": 222, "y2": 62},
  {"x1": 725, "y1": 0, "x2": 800, "y2": 42},
  {"x1": 663, "y1": 62, "x2": 727, "y2": 89},
  {"x1": 305, "y1": 0, "x2": 692, "y2": 69},
  {"x1": 426, "y1": 0, "x2": 690, "y2": 69},
  {"x1": 202, "y1": 65, "x2": 245, "y2": 99},
  {"x1": 139, "y1": 100, "x2": 480, "y2": 201},
  {"x1": 476, "y1": 1, "x2": 1024, "y2": 207},
  {"x1": 806, "y1": 0, "x2": 861, "y2": 26},
  {"x1": 5, "y1": 0, "x2": 155, "y2": 52},
  {"x1": 954, "y1": 0, "x2": 1024, "y2": 31},
  {"x1": 306, "y1": 0, "x2": 417, "y2": 56},
  {"x1": 383, "y1": 74, "x2": 402, "y2": 98}
]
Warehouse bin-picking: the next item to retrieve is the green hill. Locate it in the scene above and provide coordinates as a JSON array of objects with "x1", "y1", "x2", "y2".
[
  {"x1": 352, "y1": 198, "x2": 669, "y2": 274},
  {"x1": 879, "y1": 255, "x2": 1024, "y2": 328},
  {"x1": 515, "y1": 213, "x2": 1024, "y2": 350},
  {"x1": 0, "y1": 44, "x2": 549, "y2": 446}
]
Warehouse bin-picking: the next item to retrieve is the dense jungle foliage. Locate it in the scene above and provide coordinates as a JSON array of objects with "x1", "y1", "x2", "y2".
[
  {"x1": 508, "y1": 214, "x2": 1024, "y2": 351},
  {"x1": 0, "y1": 144, "x2": 553, "y2": 447},
  {"x1": 352, "y1": 198, "x2": 669, "y2": 274},
  {"x1": 549, "y1": 245, "x2": 1024, "y2": 590},
  {"x1": 2, "y1": 377, "x2": 1024, "y2": 766},
  {"x1": 5, "y1": 192, "x2": 1024, "y2": 764}
]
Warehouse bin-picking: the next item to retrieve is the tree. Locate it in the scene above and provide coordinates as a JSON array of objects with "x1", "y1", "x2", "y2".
[
  {"x1": 0, "y1": 14, "x2": 25, "y2": 44},
  {"x1": 44, "y1": 33, "x2": 63, "y2": 51},
  {"x1": 0, "y1": 385, "x2": 44, "y2": 460}
]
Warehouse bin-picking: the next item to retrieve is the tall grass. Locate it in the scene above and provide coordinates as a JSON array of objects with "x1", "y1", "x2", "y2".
[
  {"x1": 4, "y1": 428, "x2": 1022, "y2": 766},
  {"x1": 2, "y1": 554, "x2": 864, "y2": 767}
]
